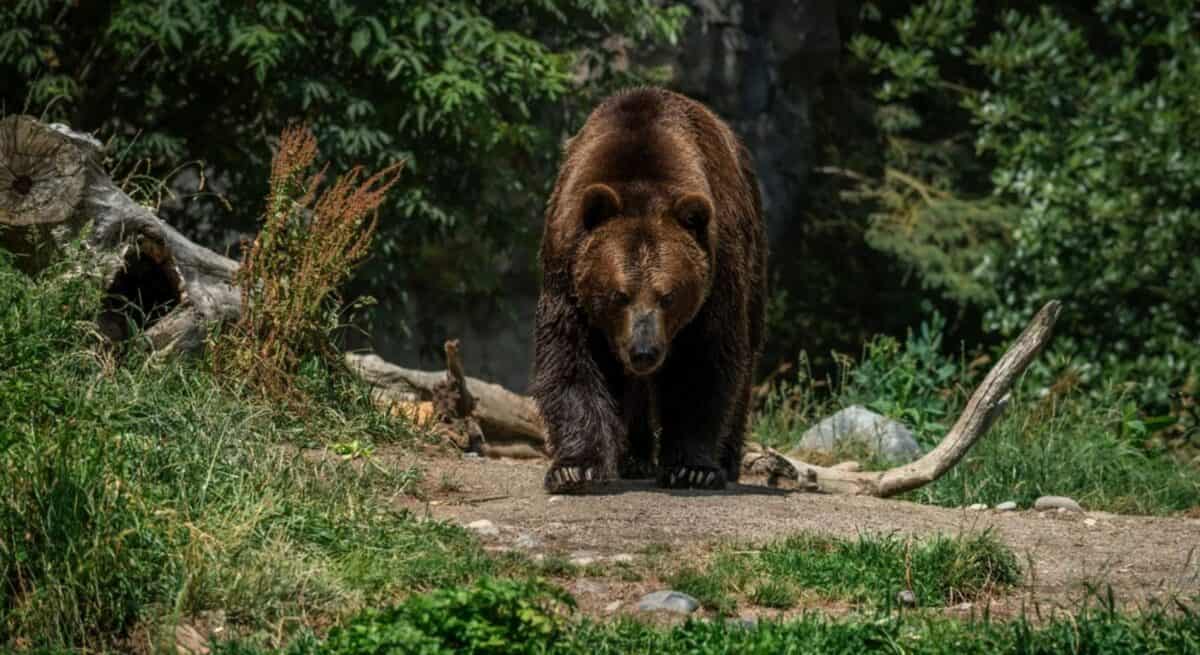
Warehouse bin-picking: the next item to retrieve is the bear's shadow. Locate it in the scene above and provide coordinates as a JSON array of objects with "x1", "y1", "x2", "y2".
[{"x1": 560, "y1": 479, "x2": 801, "y2": 498}]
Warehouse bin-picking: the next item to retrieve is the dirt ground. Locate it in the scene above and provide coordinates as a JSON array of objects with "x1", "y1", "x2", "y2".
[{"x1": 393, "y1": 453, "x2": 1200, "y2": 620}]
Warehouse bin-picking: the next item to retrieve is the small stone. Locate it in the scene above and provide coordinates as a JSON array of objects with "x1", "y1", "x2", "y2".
[
  {"x1": 466, "y1": 519, "x2": 499, "y2": 536},
  {"x1": 570, "y1": 550, "x2": 599, "y2": 566},
  {"x1": 573, "y1": 579, "x2": 607, "y2": 594},
  {"x1": 637, "y1": 590, "x2": 700, "y2": 614},
  {"x1": 727, "y1": 616, "x2": 757, "y2": 629},
  {"x1": 1034, "y1": 495, "x2": 1083, "y2": 512},
  {"x1": 967, "y1": 503, "x2": 988, "y2": 511},
  {"x1": 1084, "y1": 518, "x2": 1097, "y2": 527},
  {"x1": 515, "y1": 533, "x2": 541, "y2": 550},
  {"x1": 604, "y1": 601, "x2": 622, "y2": 613},
  {"x1": 995, "y1": 501, "x2": 1018, "y2": 512},
  {"x1": 896, "y1": 590, "x2": 917, "y2": 607},
  {"x1": 609, "y1": 553, "x2": 635, "y2": 563},
  {"x1": 548, "y1": 496, "x2": 563, "y2": 503}
]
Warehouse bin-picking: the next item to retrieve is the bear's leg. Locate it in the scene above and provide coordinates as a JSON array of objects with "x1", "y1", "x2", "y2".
[
  {"x1": 719, "y1": 378, "x2": 752, "y2": 483},
  {"x1": 533, "y1": 299, "x2": 626, "y2": 494},
  {"x1": 619, "y1": 378, "x2": 657, "y2": 479},
  {"x1": 654, "y1": 354, "x2": 736, "y2": 490}
]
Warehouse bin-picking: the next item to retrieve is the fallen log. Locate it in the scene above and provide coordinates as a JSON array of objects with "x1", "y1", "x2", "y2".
[
  {"x1": 0, "y1": 114, "x2": 239, "y2": 353},
  {"x1": 760, "y1": 300, "x2": 1062, "y2": 496},
  {"x1": 346, "y1": 351, "x2": 547, "y2": 457}
]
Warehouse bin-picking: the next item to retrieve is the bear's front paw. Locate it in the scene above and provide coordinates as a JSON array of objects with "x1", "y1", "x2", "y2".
[
  {"x1": 657, "y1": 465, "x2": 726, "y2": 490},
  {"x1": 544, "y1": 464, "x2": 605, "y2": 494}
]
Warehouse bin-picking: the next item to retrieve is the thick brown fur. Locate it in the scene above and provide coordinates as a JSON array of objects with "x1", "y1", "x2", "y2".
[{"x1": 532, "y1": 87, "x2": 766, "y2": 493}]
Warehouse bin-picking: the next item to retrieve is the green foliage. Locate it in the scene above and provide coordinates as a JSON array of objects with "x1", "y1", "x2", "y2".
[
  {"x1": 666, "y1": 531, "x2": 1019, "y2": 614},
  {"x1": 0, "y1": 0, "x2": 688, "y2": 339},
  {"x1": 0, "y1": 247, "x2": 507, "y2": 651},
  {"x1": 296, "y1": 578, "x2": 572, "y2": 655},
  {"x1": 849, "y1": 1, "x2": 1200, "y2": 411},
  {"x1": 564, "y1": 608, "x2": 1200, "y2": 654}
]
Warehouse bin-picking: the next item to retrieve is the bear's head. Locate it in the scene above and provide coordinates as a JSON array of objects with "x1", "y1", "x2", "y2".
[{"x1": 572, "y1": 183, "x2": 714, "y2": 376}]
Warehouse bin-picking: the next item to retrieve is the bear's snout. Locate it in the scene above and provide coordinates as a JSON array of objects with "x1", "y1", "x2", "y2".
[{"x1": 628, "y1": 311, "x2": 665, "y2": 374}]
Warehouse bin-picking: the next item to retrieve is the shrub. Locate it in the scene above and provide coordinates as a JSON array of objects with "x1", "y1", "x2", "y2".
[{"x1": 847, "y1": 1, "x2": 1200, "y2": 414}]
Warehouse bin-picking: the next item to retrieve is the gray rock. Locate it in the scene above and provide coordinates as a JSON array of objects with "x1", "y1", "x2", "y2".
[
  {"x1": 465, "y1": 519, "x2": 498, "y2": 537},
  {"x1": 573, "y1": 579, "x2": 608, "y2": 595},
  {"x1": 637, "y1": 590, "x2": 701, "y2": 614},
  {"x1": 1034, "y1": 496, "x2": 1083, "y2": 513},
  {"x1": 794, "y1": 405, "x2": 923, "y2": 463},
  {"x1": 896, "y1": 590, "x2": 917, "y2": 607},
  {"x1": 995, "y1": 501, "x2": 1018, "y2": 512}
]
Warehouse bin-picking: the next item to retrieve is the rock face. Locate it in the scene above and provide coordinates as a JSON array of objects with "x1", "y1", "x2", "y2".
[
  {"x1": 794, "y1": 405, "x2": 924, "y2": 463},
  {"x1": 644, "y1": 0, "x2": 841, "y2": 243}
]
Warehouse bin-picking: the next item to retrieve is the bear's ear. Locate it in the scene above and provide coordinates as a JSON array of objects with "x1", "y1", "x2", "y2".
[
  {"x1": 580, "y1": 184, "x2": 622, "y2": 231},
  {"x1": 672, "y1": 193, "x2": 713, "y2": 240}
]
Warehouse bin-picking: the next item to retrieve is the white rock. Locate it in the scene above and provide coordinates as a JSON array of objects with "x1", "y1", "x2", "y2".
[
  {"x1": 609, "y1": 553, "x2": 635, "y2": 563},
  {"x1": 1034, "y1": 496, "x2": 1083, "y2": 512},
  {"x1": 994, "y1": 501, "x2": 1018, "y2": 512},
  {"x1": 637, "y1": 590, "x2": 700, "y2": 614},
  {"x1": 604, "y1": 601, "x2": 622, "y2": 613},
  {"x1": 1083, "y1": 518, "x2": 1097, "y2": 527},
  {"x1": 466, "y1": 519, "x2": 499, "y2": 536},
  {"x1": 548, "y1": 496, "x2": 563, "y2": 503},
  {"x1": 515, "y1": 533, "x2": 541, "y2": 550},
  {"x1": 794, "y1": 405, "x2": 923, "y2": 463},
  {"x1": 967, "y1": 503, "x2": 988, "y2": 511},
  {"x1": 570, "y1": 550, "x2": 599, "y2": 566}
]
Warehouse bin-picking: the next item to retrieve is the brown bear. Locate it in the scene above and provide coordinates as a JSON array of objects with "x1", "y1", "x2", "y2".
[{"x1": 532, "y1": 87, "x2": 766, "y2": 493}]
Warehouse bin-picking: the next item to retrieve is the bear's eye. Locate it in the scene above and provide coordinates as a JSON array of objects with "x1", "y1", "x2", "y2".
[
  {"x1": 660, "y1": 291, "x2": 675, "y2": 308},
  {"x1": 614, "y1": 291, "x2": 631, "y2": 307}
]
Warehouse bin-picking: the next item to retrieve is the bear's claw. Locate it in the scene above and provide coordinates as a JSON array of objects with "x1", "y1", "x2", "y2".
[
  {"x1": 657, "y1": 465, "x2": 726, "y2": 490},
  {"x1": 544, "y1": 465, "x2": 603, "y2": 493}
]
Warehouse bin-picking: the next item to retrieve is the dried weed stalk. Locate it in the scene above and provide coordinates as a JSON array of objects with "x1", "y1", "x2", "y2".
[{"x1": 212, "y1": 124, "x2": 403, "y2": 401}]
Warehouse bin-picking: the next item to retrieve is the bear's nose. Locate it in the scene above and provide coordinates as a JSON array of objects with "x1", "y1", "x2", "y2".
[{"x1": 629, "y1": 343, "x2": 662, "y2": 370}]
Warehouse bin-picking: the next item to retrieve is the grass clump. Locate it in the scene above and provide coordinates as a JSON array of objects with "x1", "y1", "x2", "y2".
[{"x1": 666, "y1": 531, "x2": 1019, "y2": 613}]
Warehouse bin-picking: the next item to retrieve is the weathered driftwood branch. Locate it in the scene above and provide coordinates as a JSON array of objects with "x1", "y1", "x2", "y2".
[
  {"x1": 772, "y1": 300, "x2": 1062, "y2": 496},
  {"x1": 346, "y1": 351, "x2": 547, "y2": 457},
  {"x1": 0, "y1": 115, "x2": 239, "y2": 353}
]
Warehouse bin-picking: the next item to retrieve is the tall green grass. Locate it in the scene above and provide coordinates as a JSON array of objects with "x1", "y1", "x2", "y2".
[{"x1": 0, "y1": 249, "x2": 492, "y2": 651}]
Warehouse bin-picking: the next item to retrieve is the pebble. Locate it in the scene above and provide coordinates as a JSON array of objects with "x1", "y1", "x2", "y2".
[
  {"x1": 570, "y1": 550, "x2": 599, "y2": 566},
  {"x1": 548, "y1": 496, "x2": 563, "y2": 503},
  {"x1": 514, "y1": 533, "x2": 541, "y2": 550},
  {"x1": 1034, "y1": 495, "x2": 1083, "y2": 512},
  {"x1": 609, "y1": 553, "x2": 635, "y2": 564},
  {"x1": 465, "y1": 519, "x2": 499, "y2": 536},
  {"x1": 967, "y1": 503, "x2": 988, "y2": 511},
  {"x1": 573, "y1": 579, "x2": 607, "y2": 594},
  {"x1": 604, "y1": 601, "x2": 622, "y2": 613},
  {"x1": 994, "y1": 501, "x2": 1018, "y2": 512},
  {"x1": 896, "y1": 590, "x2": 917, "y2": 607},
  {"x1": 727, "y1": 616, "x2": 757, "y2": 629},
  {"x1": 1083, "y1": 518, "x2": 1097, "y2": 527},
  {"x1": 637, "y1": 590, "x2": 700, "y2": 614}
]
